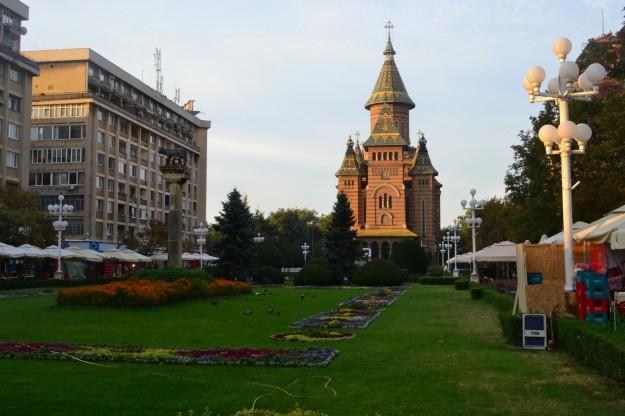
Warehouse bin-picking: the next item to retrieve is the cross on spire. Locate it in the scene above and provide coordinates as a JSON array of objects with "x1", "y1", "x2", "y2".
[
  {"x1": 385, "y1": 20, "x2": 394, "y2": 39},
  {"x1": 354, "y1": 131, "x2": 361, "y2": 143}
]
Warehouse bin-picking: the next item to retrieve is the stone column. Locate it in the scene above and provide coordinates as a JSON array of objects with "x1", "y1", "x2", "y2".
[{"x1": 160, "y1": 165, "x2": 190, "y2": 268}]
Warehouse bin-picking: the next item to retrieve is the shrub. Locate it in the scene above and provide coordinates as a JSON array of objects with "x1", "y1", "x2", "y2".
[
  {"x1": 253, "y1": 265, "x2": 284, "y2": 284},
  {"x1": 293, "y1": 264, "x2": 333, "y2": 286},
  {"x1": 252, "y1": 241, "x2": 285, "y2": 269},
  {"x1": 390, "y1": 239, "x2": 428, "y2": 274},
  {"x1": 57, "y1": 278, "x2": 251, "y2": 307},
  {"x1": 427, "y1": 266, "x2": 444, "y2": 277},
  {"x1": 470, "y1": 288, "x2": 484, "y2": 299},
  {"x1": 419, "y1": 277, "x2": 455, "y2": 285},
  {"x1": 131, "y1": 267, "x2": 212, "y2": 281},
  {"x1": 308, "y1": 256, "x2": 329, "y2": 269},
  {"x1": 555, "y1": 317, "x2": 625, "y2": 382},
  {"x1": 454, "y1": 278, "x2": 470, "y2": 290},
  {"x1": 477, "y1": 285, "x2": 520, "y2": 345},
  {"x1": 352, "y1": 259, "x2": 403, "y2": 287}
]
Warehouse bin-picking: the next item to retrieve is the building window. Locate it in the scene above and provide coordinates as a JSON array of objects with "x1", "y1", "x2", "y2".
[
  {"x1": 109, "y1": 135, "x2": 116, "y2": 148},
  {"x1": 421, "y1": 200, "x2": 426, "y2": 237},
  {"x1": 130, "y1": 165, "x2": 137, "y2": 177},
  {"x1": 39, "y1": 195, "x2": 84, "y2": 212},
  {"x1": 96, "y1": 199, "x2": 104, "y2": 212},
  {"x1": 108, "y1": 179, "x2": 115, "y2": 191},
  {"x1": 30, "y1": 124, "x2": 87, "y2": 140},
  {"x1": 96, "y1": 153, "x2": 105, "y2": 166},
  {"x1": 6, "y1": 151, "x2": 19, "y2": 168},
  {"x1": 29, "y1": 148, "x2": 85, "y2": 164},
  {"x1": 107, "y1": 201, "x2": 114, "y2": 214},
  {"x1": 7, "y1": 122, "x2": 20, "y2": 140},
  {"x1": 96, "y1": 176, "x2": 104, "y2": 189},
  {"x1": 139, "y1": 167, "x2": 147, "y2": 181},
  {"x1": 32, "y1": 104, "x2": 89, "y2": 119},
  {"x1": 118, "y1": 161, "x2": 126, "y2": 175},
  {"x1": 378, "y1": 196, "x2": 382, "y2": 209},
  {"x1": 9, "y1": 95, "x2": 21, "y2": 113},
  {"x1": 97, "y1": 131, "x2": 105, "y2": 144},
  {"x1": 106, "y1": 224, "x2": 113, "y2": 236},
  {"x1": 97, "y1": 109, "x2": 104, "y2": 121},
  {"x1": 9, "y1": 66, "x2": 23, "y2": 84}
]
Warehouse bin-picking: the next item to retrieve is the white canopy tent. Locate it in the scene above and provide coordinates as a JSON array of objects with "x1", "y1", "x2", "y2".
[
  {"x1": 66, "y1": 246, "x2": 104, "y2": 262},
  {"x1": 447, "y1": 241, "x2": 517, "y2": 264},
  {"x1": 120, "y1": 249, "x2": 152, "y2": 263},
  {"x1": 0, "y1": 243, "x2": 25, "y2": 258},
  {"x1": 43, "y1": 245, "x2": 85, "y2": 259},
  {"x1": 540, "y1": 221, "x2": 589, "y2": 244},
  {"x1": 16, "y1": 244, "x2": 49, "y2": 258},
  {"x1": 574, "y1": 205, "x2": 625, "y2": 249},
  {"x1": 151, "y1": 252, "x2": 219, "y2": 263}
]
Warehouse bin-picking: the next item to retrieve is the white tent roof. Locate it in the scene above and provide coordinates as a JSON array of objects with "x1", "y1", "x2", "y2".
[
  {"x1": 151, "y1": 252, "x2": 219, "y2": 262},
  {"x1": 0, "y1": 242, "x2": 24, "y2": 258},
  {"x1": 447, "y1": 241, "x2": 517, "y2": 264},
  {"x1": 120, "y1": 249, "x2": 152, "y2": 263},
  {"x1": 541, "y1": 221, "x2": 589, "y2": 244},
  {"x1": 574, "y1": 205, "x2": 625, "y2": 247},
  {"x1": 17, "y1": 244, "x2": 50, "y2": 258},
  {"x1": 66, "y1": 246, "x2": 104, "y2": 262},
  {"x1": 43, "y1": 245, "x2": 85, "y2": 259}
]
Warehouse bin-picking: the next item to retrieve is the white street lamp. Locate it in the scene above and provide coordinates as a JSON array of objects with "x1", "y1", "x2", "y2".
[
  {"x1": 461, "y1": 189, "x2": 484, "y2": 282},
  {"x1": 449, "y1": 219, "x2": 461, "y2": 277},
  {"x1": 439, "y1": 242, "x2": 446, "y2": 270},
  {"x1": 193, "y1": 223, "x2": 209, "y2": 270},
  {"x1": 301, "y1": 242, "x2": 310, "y2": 264},
  {"x1": 47, "y1": 193, "x2": 74, "y2": 280},
  {"x1": 523, "y1": 37, "x2": 606, "y2": 292},
  {"x1": 253, "y1": 233, "x2": 265, "y2": 243}
]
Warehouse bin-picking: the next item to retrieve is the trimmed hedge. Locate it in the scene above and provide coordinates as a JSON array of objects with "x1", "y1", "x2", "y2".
[
  {"x1": 555, "y1": 317, "x2": 625, "y2": 383},
  {"x1": 294, "y1": 264, "x2": 333, "y2": 286},
  {"x1": 253, "y1": 265, "x2": 284, "y2": 284},
  {"x1": 390, "y1": 239, "x2": 427, "y2": 274},
  {"x1": 351, "y1": 259, "x2": 403, "y2": 287},
  {"x1": 427, "y1": 266, "x2": 444, "y2": 277},
  {"x1": 454, "y1": 278, "x2": 470, "y2": 290},
  {"x1": 131, "y1": 267, "x2": 213, "y2": 281},
  {"x1": 470, "y1": 288, "x2": 484, "y2": 299},
  {"x1": 478, "y1": 285, "x2": 521, "y2": 346},
  {"x1": 419, "y1": 277, "x2": 455, "y2": 285},
  {"x1": 0, "y1": 277, "x2": 129, "y2": 291}
]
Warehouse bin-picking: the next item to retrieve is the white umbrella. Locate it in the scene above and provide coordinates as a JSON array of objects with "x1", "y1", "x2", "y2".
[
  {"x1": 182, "y1": 252, "x2": 219, "y2": 262},
  {"x1": 574, "y1": 205, "x2": 625, "y2": 246},
  {"x1": 120, "y1": 249, "x2": 152, "y2": 263},
  {"x1": 16, "y1": 244, "x2": 49, "y2": 258},
  {"x1": 43, "y1": 245, "x2": 84, "y2": 259},
  {"x1": 66, "y1": 246, "x2": 104, "y2": 263},
  {"x1": 542, "y1": 221, "x2": 589, "y2": 244},
  {"x1": 0, "y1": 242, "x2": 24, "y2": 258},
  {"x1": 100, "y1": 249, "x2": 134, "y2": 262}
]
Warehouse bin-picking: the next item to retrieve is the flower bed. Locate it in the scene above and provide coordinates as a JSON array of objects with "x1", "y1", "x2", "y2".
[
  {"x1": 56, "y1": 278, "x2": 252, "y2": 307},
  {"x1": 292, "y1": 286, "x2": 407, "y2": 329},
  {"x1": 271, "y1": 330, "x2": 355, "y2": 342},
  {"x1": 0, "y1": 341, "x2": 337, "y2": 367}
]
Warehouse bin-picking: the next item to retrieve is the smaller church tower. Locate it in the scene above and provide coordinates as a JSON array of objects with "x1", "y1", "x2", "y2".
[{"x1": 336, "y1": 136, "x2": 366, "y2": 228}]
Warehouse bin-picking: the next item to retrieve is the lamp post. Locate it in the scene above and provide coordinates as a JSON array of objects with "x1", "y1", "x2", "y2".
[
  {"x1": 307, "y1": 220, "x2": 315, "y2": 259},
  {"x1": 193, "y1": 223, "x2": 209, "y2": 270},
  {"x1": 253, "y1": 233, "x2": 265, "y2": 243},
  {"x1": 47, "y1": 193, "x2": 74, "y2": 280},
  {"x1": 449, "y1": 220, "x2": 461, "y2": 277},
  {"x1": 461, "y1": 190, "x2": 484, "y2": 282},
  {"x1": 523, "y1": 37, "x2": 606, "y2": 292},
  {"x1": 301, "y1": 242, "x2": 310, "y2": 264},
  {"x1": 438, "y1": 242, "x2": 446, "y2": 272}
]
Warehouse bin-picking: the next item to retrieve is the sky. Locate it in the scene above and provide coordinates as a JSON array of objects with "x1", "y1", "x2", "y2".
[{"x1": 23, "y1": 0, "x2": 624, "y2": 227}]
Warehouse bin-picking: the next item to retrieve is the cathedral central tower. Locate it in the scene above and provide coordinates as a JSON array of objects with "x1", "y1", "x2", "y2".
[{"x1": 336, "y1": 24, "x2": 442, "y2": 258}]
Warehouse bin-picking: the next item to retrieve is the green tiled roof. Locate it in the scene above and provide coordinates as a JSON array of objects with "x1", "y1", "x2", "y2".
[
  {"x1": 363, "y1": 103, "x2": 409, "y2": 147},
  {"x1": 409, "y1": 134, "x2": 438, "y2": 175},
  {"x1": 364, "y1": 37, "x2": 415, "y2": 110},
  {"x1": 336, "y1": 137, "x2": 364, "y2": 176}
]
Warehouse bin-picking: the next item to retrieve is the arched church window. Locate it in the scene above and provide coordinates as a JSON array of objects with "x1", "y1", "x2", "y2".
[
  {"x1": 378, "y1": 196, "x2": 383, "y2": 209},
  {"x1": 383, "y1": 193, "x2": 388, "y2": 208},
  {"x1": 372, "y1": 153, "x2": 377, "y2": 161},
  {"x1": 394, "y1": 152, "x2": 399, "y2": 160},
  {"x1": 389, "y1": 196, "x2": 393, "y2": 209}
]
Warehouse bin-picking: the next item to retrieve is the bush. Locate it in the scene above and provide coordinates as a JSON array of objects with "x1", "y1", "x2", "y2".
[
  {"x1": 454, "y1": 278, "x2": 470, "y2": 290},
  {"x1": 252, "y1": 241, "x2": 285, "y2": 269},
  {"x1": 308, "y1": 257, "x2": 329, "y2": 269},
  {"x1": 131, "y1": 267, "x2": 212, "y2": 281},
  {"x1": 253, "y1": 265, "x2": 284, "y2": 284},
  {"x1": 419, "y1": 277, "x2": 455, "y2": 285},
  {"x1": 555, "y1": 317, "x2": 625, "y2": 383},
  {"x1": 294, "y1": 264, "x2": 333, "y2": 286},
  {"x1": 470, "y1": 288, "x2": 484, "y2": 299},
  {"x1": 390, "y1": 239, "x2": 428, "y2": 274},
  {"x1": 57, "y1": 278, "x2": 251, "y2": 307},
  {"x1": 427, "y1": 266, "x2": 444, "y2": 277},
  {"x1": 351, "y1": 259, "x2": 403, "y2": 287}
]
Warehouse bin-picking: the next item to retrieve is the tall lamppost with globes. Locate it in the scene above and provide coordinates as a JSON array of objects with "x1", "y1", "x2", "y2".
[
  {"x1": 523, "y1": 37, "x2": 606, "y2": 292},
  {"x1": 193, "y1": 223, "x2": 209, "y2": 270},
  {"x1": 301, "y1": 242, "x2": 310, "y2": 264},
  {"x1": 449, "y1": 219, "x2": 461, "y2": 277},
  {"x1": 461, "y1": 190, "x2": 484, "y2": 282},
  {"x1": 47, "y1": 193, "x2": 74, "y2": 280},
  {"x1": 439, "y1": 242, "x2": 446, "y2": 270}
]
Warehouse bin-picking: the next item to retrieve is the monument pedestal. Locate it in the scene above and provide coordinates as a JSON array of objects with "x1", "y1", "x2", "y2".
[{"x1": 161, "y1": 165, "x2": 191, "y2": 268}]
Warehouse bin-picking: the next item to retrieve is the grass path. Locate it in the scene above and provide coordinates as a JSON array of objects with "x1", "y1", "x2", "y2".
[{"x1": 0, "y1": 285, "x2": 624, "y2": 415}]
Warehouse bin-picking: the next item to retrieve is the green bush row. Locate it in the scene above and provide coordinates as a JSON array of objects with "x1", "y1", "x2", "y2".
[
  {"x1": 476, "y1": 285, "x2": 521, "y2": 346},
  {"x1": 454, "y1": 278, "x2": 470, "y2": 290},
  {"x1": 131, "y1": 267, "x2": 213, "y2": 281},
  {"x1": 352, "y1": 259, "x2": 403, "y2": 286},
  {"x1": 555, "y1": 317, "x2": 625, "y2": 383},
  {"x1": 253, "y1": 265, "x2": 284, "y2": 284}
]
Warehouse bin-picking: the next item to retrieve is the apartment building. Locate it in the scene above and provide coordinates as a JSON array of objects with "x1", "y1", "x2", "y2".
[
  {"x1": 0, "y1": 0, "x2": 38, "y2": 189},
  {"x1": 22, "y1": 48, "x2": 210, "y2": 242}
]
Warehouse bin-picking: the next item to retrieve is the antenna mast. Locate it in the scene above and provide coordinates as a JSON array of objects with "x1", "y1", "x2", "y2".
[
  {"x1": 154, "y1": 48, "x2": 164, "y2": 94},
  {"x1": 174, "y1": 87, "x2": 180, "y2": 104},
  {"x1": 601, "y1": 8, "x2": 605, "y2": 35}
]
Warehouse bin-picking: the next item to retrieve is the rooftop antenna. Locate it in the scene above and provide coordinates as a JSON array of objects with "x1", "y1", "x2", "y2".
[
  {"x1": 601, "y1": 8, "x2": 605, "y2": 35},
  {"x1": 174, "y1": 87, "x2": 180, "y2": 104},
  {"x1": 154, "y1": 48, "x2": 164, "y2": 94}
]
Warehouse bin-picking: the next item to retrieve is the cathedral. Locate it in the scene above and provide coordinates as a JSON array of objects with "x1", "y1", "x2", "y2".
[{"x1": 336, "y1": 28, "x2": 441, "y2": 259}]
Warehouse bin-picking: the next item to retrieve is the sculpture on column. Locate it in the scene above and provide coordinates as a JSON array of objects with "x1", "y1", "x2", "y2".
[{"x1": 159, "y1": 147, "x2": 191, "y2": 268}]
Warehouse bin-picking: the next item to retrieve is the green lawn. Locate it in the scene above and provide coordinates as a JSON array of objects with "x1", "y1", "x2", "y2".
[{"x1": 1, "y1": 285, "x2": 625, "y2": 416}]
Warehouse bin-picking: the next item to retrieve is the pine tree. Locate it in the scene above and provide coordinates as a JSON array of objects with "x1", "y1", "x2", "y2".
[
  {"x1": 213, "y1": 188, "x2": 254, "y2": 279},
  {"x1": 325, "y1": 193, "x2": 360, "y2": 281}
]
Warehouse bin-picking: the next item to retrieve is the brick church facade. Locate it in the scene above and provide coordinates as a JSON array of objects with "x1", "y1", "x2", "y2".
[{"x1": 336, "y1": 32, "x2": 441, "y2": 258}]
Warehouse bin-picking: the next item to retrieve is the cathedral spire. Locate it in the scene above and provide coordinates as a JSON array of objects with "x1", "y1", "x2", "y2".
[{"x1": 364, "y1": 22, "x2": 415, "y2": 110}]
